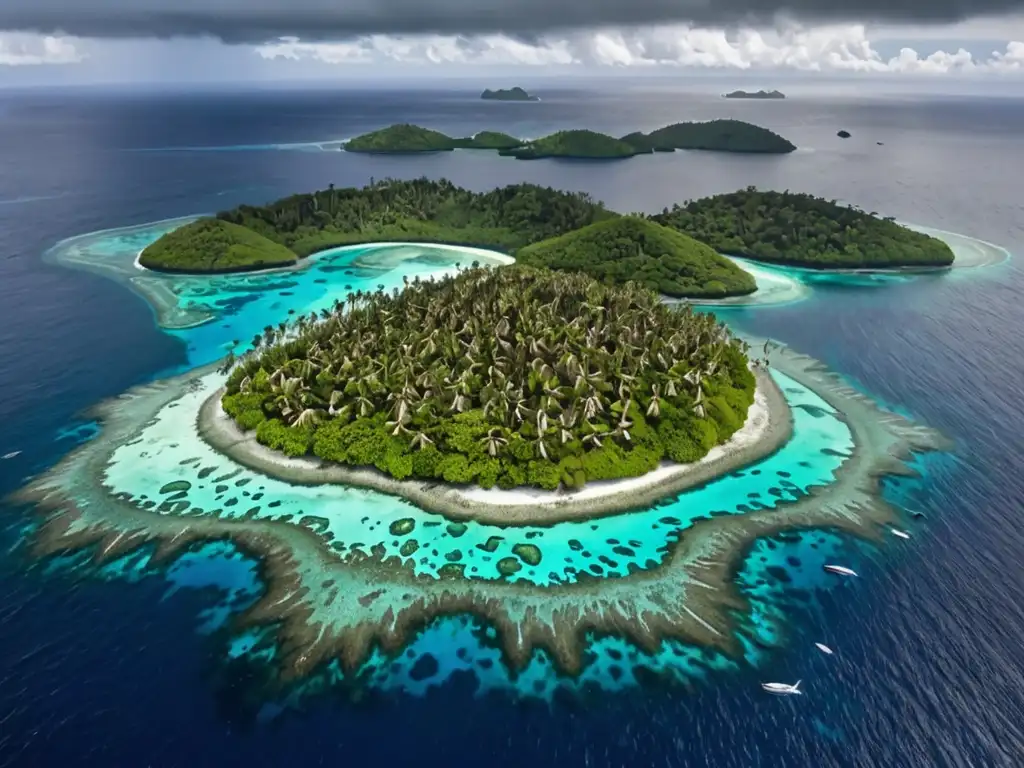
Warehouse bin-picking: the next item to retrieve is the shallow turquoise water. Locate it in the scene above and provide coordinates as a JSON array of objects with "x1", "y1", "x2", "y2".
[
  {"x1": 103, "y1": 367, "x2": 850, "y2": 585},
  {"x1": 40, "y1": 218, "x2": 948, "y2": 699}
]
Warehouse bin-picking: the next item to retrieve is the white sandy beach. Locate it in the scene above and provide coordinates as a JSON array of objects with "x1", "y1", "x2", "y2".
[
  {"x1": 197, "y1": 367, "x2": 791, "y2": 525},
  {"x1": 459, "y1": 384, "x2": 772, "y2": 509}
]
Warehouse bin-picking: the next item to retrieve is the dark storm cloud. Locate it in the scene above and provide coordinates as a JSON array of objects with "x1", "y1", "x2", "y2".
[{"x1": 1, "y1": 0, "x2": 1022, "y2": 42}]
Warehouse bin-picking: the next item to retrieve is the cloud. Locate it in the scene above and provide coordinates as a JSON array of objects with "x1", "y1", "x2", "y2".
[
  {"x1": 256, "y1": 24, "x2": 1024, "y2": 74},
  {"x1": 2, "y1": 0, "x2": 1024, "y2": 43},
  {"x1": 0, "y1": 32, "x2": 82, "y2": 65}
]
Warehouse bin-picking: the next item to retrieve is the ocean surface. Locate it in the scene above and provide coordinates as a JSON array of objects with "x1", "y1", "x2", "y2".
[{"x1": 1, "y1": 84, "x2": 1023, "y2": 767}]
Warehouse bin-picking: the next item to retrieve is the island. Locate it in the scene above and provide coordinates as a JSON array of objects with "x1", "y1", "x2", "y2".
[
  {"x1": 838, "y1": 130, "x2": 851, "y2": 139},
  {"x1": 221, "y1": 265, "x2": 756, "y2": 491},
  {"x1": 343, "y1": 124, "x2": 523, "y2": 153},
  {"x1": 342, "y1": 119, "x2": 797, "y2": 157},
  {"x1": 20, "y1": 194, "x2": 954, "y2": 691},
  {"x1": 481, "y1": 87, "x2": 539, "y2": 102},
  {"x1": 137, "y1": 218, "x2": 297, "y2": 273},
  {"x1": 138, "y1": 179, "x2": 759, "y2": 299},
  {"x1": 515, "y1": 217, "x2": 756, "y2": 298},
  {"x1": 724, "y1": 90, "x2": 785, "y2": 100},
  {"x1": 502, "y1": 129, "x2": 639, "y2": 159},
  {"x1": 652, "y1": 188, "x2": 956, "y2": 268},
  {"x1": 624, "y1": 120, "x2": 796, "y2": 154}
]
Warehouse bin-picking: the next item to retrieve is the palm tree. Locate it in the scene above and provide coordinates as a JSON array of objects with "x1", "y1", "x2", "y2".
[
  {"x1": 479, "y1": 428, "x2": 508, "y2": 457},
  {"x1": 224, "y1": 264, "x2": 749, "y2": 486}
]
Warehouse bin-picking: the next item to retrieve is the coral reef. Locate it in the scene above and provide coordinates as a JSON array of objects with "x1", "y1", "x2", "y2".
[{"x1": 11, "y1": 340, "x2": 948, "y2": 682}]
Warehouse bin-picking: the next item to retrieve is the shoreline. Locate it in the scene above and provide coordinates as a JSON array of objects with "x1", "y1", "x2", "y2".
[
  {"x1": 196, "y1": 366, "x2": 792, "y2": 525},
  {"x1": 133, "y1": 238, "x2": 516, "y2": 276}
]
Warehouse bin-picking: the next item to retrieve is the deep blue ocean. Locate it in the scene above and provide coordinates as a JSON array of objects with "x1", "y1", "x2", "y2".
[{"x1": 1, "y1": 84, "x2": 1023, "y2": 767}]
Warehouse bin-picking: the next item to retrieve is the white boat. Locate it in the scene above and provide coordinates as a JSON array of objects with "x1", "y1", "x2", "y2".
[
  {"x1": 891, "y1": 529, "x2": 911, "y2": 540},
  {"x1": 814, "y1": 643, "x2": 834, "y2": 655},
  {"x1": 762, "y1": 680, "x2": 802, "y2": 696},
  {"x1": 1, "y1": 451, "x2": 20, "y2": 460},
  {"x1": 823, "y1": 564, "x2": 858, "y2": 577}
]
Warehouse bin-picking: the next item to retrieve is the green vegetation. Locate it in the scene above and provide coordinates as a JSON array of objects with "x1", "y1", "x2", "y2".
[
  {"x1": 138, "y1": 218, "x2": 297, "y2": 273},
  {"x1": 481, "y1": 87, "x2": 538, "y2": 101},
  {"x1": 142, "y1": 179, "x2": 757, "y2": 297},
  {"x1": 344, "y1": 124, "x2": 459, "y2": 153},
  {"x1": 454, "y1": 131, "x2": 523, "y2": 150},
  {"x1": 342, "y1": 120, "x2": 797, "y2": 157},
  {"x1": 343, "y1": 124, "x2": 527, "y2": 153},
  {"x1": 224, "y1": 266, "x2": 755, "y2": 490},
  {"x1": 215, "y1": 178, "x2": 613, "y2": 257},
  {"x1": 724, "y1": 90, "x2": 785, "y2": 99},
  {"x1": 502, "y1": 130, "x2": 641, "y2": 160},
  {"x1": 622, "y1": 120, "x2": 796, "y2": 154},
  {"x1": 652, "y1": 188, "x2": 955, "y2": 268},
  {"x1": 517, "y1": 217, "x2": 756, "y2": 298}
]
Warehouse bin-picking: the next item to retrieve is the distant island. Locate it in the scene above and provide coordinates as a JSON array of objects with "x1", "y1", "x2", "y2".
[
  {"x1": 343, "y1": 124, "x2": 523, "y2": 153},
  {"x1": 221, "y1": 265, "x2": 757, "y2": 490},
  {"x1": 724, "y1": 90, "x2": 785, "y2": 100},
  {"x1": 652, "y1": 188, "x2": 955, "y2": 269},
  {"x1": 138, "y1": 179, "x2": 756, "y2": 299},
  {"x1": 481, "y1": 87, "x2": 539, "y2": 102},
  {"x1": 343, "y1": 119, "x2": 796, "y2": 158},
  {"x1": 838, "y1": 130, "x2": 851, "y2": 139}
]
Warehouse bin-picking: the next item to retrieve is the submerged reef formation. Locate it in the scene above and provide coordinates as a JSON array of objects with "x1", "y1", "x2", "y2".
[{"x1": 13, "y1": 338, "x2": 949, "y2": 687}]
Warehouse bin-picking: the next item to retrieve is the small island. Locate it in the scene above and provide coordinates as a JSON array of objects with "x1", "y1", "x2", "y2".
[
  {"x1": 624, "y1": 120, "x2": 796, "y2": 154},
  {"x1": 724, "y1": 90, "x2": 786, "y2": 100},
  {"x1": 342, "y1": 119, "x2": 797, "y2": 158},
  {"x1": 221, "y1": 266, "x2": 756, "y2": 491},
  {"x1": 343, "y1": 124, "x2": 523, "y2": 153},
  {"x1": 837, "y1": 130, "x2": 851, "y2": 139},
  {"x1": 652, "y1": 188, "x2": 955, "y2": 269},
  {"x1": 503, "y1": 129, "x2": 639, "y2": 160},
  {"x1": 481, "y1": 87, "x2": 539, "y2": 102},
  {"x1": 137, "y1": 218, "x2": 297, "y2": 273},
  {"x1": 516, "y1": 217, "x2": 756, "y2": 298}
]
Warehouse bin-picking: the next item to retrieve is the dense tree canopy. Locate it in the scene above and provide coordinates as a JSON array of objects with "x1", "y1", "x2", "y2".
[
  {"x1": 343, "y1": 124, "x2": 523, "y2": 153},
  {"x1": 652, "y1": 188, "x2": 955, "y2": 268},
  {"x1": 223, "y1": 266, "x2": 755, "y2": 490},
  {"x1": 341, "y1": 120, "x2": 797, "y2": 158},
  {"x1": 624, "y1": 120, "x2": 796, "y2": 153},
  {"x1": 216, "y1": 178, "x2": 615, "y2": 257},
  {"x1": 501, "y1": 130, "x2": 641, "y2": 159},
  {"x1": 138, "y1": 218, "x2": 297, "y2": 273},
  {"x1": 516, "y1": 217, "x2": 756, "y2": 298},
  {"x1": 344, "y1": 124, "x2": 459, "y2": 153}
]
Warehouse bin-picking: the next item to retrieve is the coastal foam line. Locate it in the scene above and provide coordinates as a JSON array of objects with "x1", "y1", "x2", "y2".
[{"x1": 10, "y1": 341, "x2": 948, "y2": 683}]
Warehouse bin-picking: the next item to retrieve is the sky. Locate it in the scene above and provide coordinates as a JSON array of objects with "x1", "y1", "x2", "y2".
[{"x1": 1, "y1": 0, "x2": 1023, "y2": 86}]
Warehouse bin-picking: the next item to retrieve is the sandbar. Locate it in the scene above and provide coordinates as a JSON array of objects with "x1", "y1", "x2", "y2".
[{"x1": 196, "y1": 367, "x2": 792, "y2": 525}]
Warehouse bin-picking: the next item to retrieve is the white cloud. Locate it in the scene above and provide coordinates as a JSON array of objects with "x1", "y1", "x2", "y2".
[
  {"x1": 256, "y1": 33, "x2": 574, "y2": 67},
  {"x1": 0, "y1": 31, "x2": 83, "y2": 65},
  {"x1": 255, "y1": 23, "x2": 1024, "y2": 75},
  {"x1": 988, "y1": 39, "x2": 1024, "y2": 69}
]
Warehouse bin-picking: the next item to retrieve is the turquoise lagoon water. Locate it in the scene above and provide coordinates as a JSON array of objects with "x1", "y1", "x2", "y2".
[
  {"x1": 103, "y1": 368, "x2": 851, "y2": 586},
  {"x1": 40, "y1": 218, "x2": 964, "y2": 699}
]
